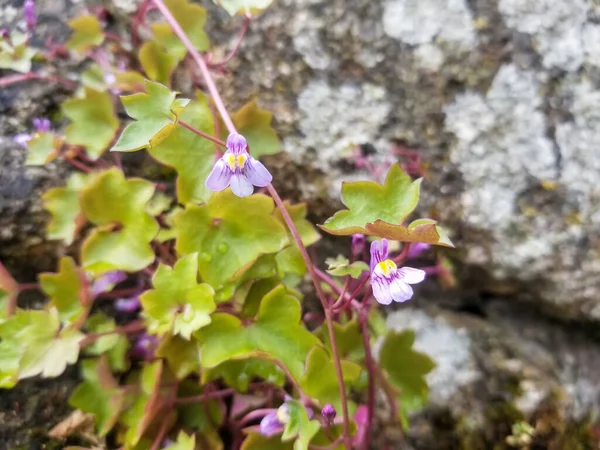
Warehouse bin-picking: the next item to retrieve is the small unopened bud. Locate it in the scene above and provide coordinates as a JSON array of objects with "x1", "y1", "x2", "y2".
[
  {"x1": 321, "y1": 403, "x2": 336, "y2": 424},
  {"x1": 24, "y1": 0, "x2": 36, "y2": 32},
  {"x1": 351, "y1": 234, "x2": 366, "y2": 257},
  {"x1": 115, "y1": 296, "x2": 141, "y2": 313},
  {"x1": 407, "y1": 242, "x2": 431, "y2": 259},
  {"x1": 32, "y1": 118, "x2": 50, "y2": 133}
]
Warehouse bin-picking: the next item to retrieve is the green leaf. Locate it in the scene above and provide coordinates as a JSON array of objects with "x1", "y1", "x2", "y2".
[
  {"x1": 231, "y1": 101, "x2": 281, "y2": 157},
  {"x1": 164, "y1": 431, "x2": 196, "y2": 450},
  {"x1": 213, "y1": 0, "x2": 274, "y2": 17},
  {"x1": 63, "y1": 88, "x2": 119, "y2": 160},
  {"x1": 156, "y1": 334, "x2": 200, "y2": 379},
  {"x1": 282, "y1": 399, "x2": 320, "y2": 450},
  {"x1": 197, "y1": 285, "x2": 319, "y2": 380},
  {"x1": 80, "y1": 168, "x2": 159, "y2": 274},
  {"x1": 66, "y1": 15, "x2": 105, "y2": 53},
  {"x1": 153, "y1": 0, "x2": 210, "y2": 54},
  {"x1": 325, "y1": 256, "x2": 369, "y2": 279},
  {"x1": 149, "y1": 92, "x2": 216, "y2": 203},
  {"x1": 379, "y1": 330, "x2": 436, "y2": 404},
  {"x1": 321, "y1": 165, "x2": 453, "y2": 247},
  {"x1": 111, "y1": 80, "x2": 189, "y2": 152},
  {"x1": 81, "y1": 64, "x2": 109, "y2": 91},
  {"x1": 84, "y1": 313, "x2": 130, "y2": 372},
  {"x1": 0, "y1": 31, "x2": 36, "y2": 72},
  {"x1": 177, "y1": 380, "x2": 224, "y2": 431},
  {"x1": 25, "y1": 132, "x2": 63, "y2": 166},
  {"x1": 8, "y1": 309, "x2": 85, "y2": 379},
  {"x1": 69, "y1": 356, "x2": 125, "y2": 435},
  {"x1": 300, "y1": 346, "x2": 361, "y2": 413},
  {"x1": 0, "y1": 263, "x2": 19, "y2": 317},
  {"x1": 39, "y1": 256, "x2": 85, "y2": 324},
  {"x1": 320, "y1": 321, "x2": 364, "y2": 362},
  {"x1": 203, "y1": 358, "x2": 285, "y2": 392},
  {"x1": 114, "y1": 71, "x2": 147, "y2": 93},
  {"x1": 43, "y1": 173, "x2": 93, "y2": 245},
  {"x1": 274, "y1": 201, "x2": 320, "y2": 247},
  {"x1": 175, "y1": 191, "x2": 288, "y2": 287},
  {"x1": 241, "y1": 432, "x2": 294, "y2": 450},
  {"x1": 0, "y1": 340, "x2": 20, "y2": 387},
  {"x1": 141, "y1": 254, "x2": 215, "y2": 338},
  {"x1": 139, "y1": 40, "x2": 179, "y2": 85}
]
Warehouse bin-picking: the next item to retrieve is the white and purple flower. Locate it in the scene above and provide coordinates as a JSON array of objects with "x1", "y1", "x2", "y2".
[
  {"x1": 205, "y1": 132, "x2": 272, "y2": 197},
  {"x1": 259, "y1": 403, "x2": 290, "y2": 437},
  {"x1": 370, "y1": 239, "x2": 426, "y2": 305},
  {"x1": 24, "y1": 0, "x2": 36, "y2": 32}
]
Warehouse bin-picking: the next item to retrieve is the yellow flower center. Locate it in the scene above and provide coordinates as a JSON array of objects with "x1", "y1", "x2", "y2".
[
  {"x1": 376, "y1": 259, "x2": 397, "y2": 276},
  {"x1": 225, "y1": 152, "x2": 248, "y2": 171}
]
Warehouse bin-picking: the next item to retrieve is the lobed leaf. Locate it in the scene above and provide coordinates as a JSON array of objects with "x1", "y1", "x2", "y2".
[
  {"x1": 111, "y1": 80, "x2": 189, "y2": 152},
  {"x1": 164, "y1": 431, "x2": 196, "y2": 450},
  {"x1": 325, "y1": 256, "x2": 369, "y2": 279},
  {"x1": 282, "y1": 399, "x2": 321, "y2": 450},
  {"x1": 0, "y1": 31, "x2": 36, "y2": 72},
  {"x1": 63, "y1": 88, "x2": 119, "y2": 160},
  {"x1": 39, "y1": 256, "x2": 85, "y2": 324},
  {"x1": 152, "y1": 0, "x2": 210, "y2": 54},
  {"x1": 66, "y1": 15, "x2": 105, "y2": 53},
  {"x1": 231, "y1": 101, "x2": 281, "y2": 157},
  {"x1": 213, "y1": 0, "x2": 274, "y2": 17},
  {"x1": 175, "y1": 190, "x2": 288, "y2": 287},
  {"x1": 84, "y1": 313, "x2": 130, "y2": 372},
  {"x1": 197, "y1": 285, "x2": 319, "y2": 380},
  {"x1": 139, "y1": 40, "x2": 179, "y2": 85},
  {"x1": 149, "y1": 92, "x2": 216, "y2": 203},
  {"x1": 80, "y1": 168, "x2": 159, "y2": 274},
  {"x1": 202, "y1": 358, "x2": 285, "y2": 392},
  {"x1": 25, "y1": 132, "x2": 63, "y2": 166},
  {"x1": 141, "y1": 254, "x2": 216, "y2": 338}
]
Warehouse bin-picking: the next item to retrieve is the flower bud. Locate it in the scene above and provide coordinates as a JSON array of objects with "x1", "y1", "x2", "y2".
[
  {"x1": 24, "y1": 0, "x2": 36, "y2": 32},
  {"x1": 321, "y1": 403, "x2": 336, "y2": 424},
  {"x1": 351, "y1": 234, "x2": 366, "y2": 257},
  {"x1": 115, "y1": 296, "x2": 141, "y2": 313}
]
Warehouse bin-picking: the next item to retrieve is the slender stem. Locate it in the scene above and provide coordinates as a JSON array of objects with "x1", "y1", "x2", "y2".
[
  {"x1": 150, "y1": 410, "x2": 172, "y2": 450},
  {"x1": 152, "y1": 0, "x2": 236, "y2": 133},
  {"x1": 359, "y1": 313, "x2": 375, "y2": 450},
  {"x1": 0, "y1": 72, "x2": 77, "y2": 89},
  {"x1": 267, "y1": 184, "x2": 352, "y2": 448},
  {"x1": 0, "y1": 262, "x2": 19, "y2": 316},
  {"x1": 309, "y1": 438, "x2": 344, "y2": 450},
  {"x1": 179, "y1": 120, "x2": 227, "y2": 147},
  {"x1": 63, "y1": 156, "x2": 94, "y2": 173},
  {"x1": 238, "y1": 408, "x2": 276, "y2": 427},
  {"x1": 174, "y1": 388, "x2": 236, "y2": 405},
  {"x1": 208, "y1": 16, "x2": 251, "y2": 67},
  {"x1": 18, "y1": 282, "x2": 39, "y2": 292}
]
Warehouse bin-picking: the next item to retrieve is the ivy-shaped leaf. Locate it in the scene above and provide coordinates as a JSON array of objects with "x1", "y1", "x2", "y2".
[
  {"x1": 156, "y1": 335, "x2": 200, "y2": 379},
  {"x1": 213, "y1": 0, "x2": 274, "y2": 17},
  {"x1": 300, "y1": 346, "x2": 361, "y2": 414},
  {"x1": 203, "y1": 358, "x2": 285, "y2": 392},
  {"x1": 274, "y1": 201, "x2": 320, "y2": 247},
  {"x1": 81, "y1": 64, "x2": 108, "y2": 91},
  {"x1": 152, "y1": 0, "x2": 210, "y2": 55},
  {"x1": 197, "y1": 285, "x2": 319, "y2": 380},
  {"x1": 80, "y1": 168, "x2": 159, "y2": 274},
  {"x1": 282, "y1": 399, "x2": 321, "y2": 450},
  {"x1": 164, "y1": 431, "x2": 196, "y2": 450},
  {"x1": 0, "y1": 308, "x2": 84, "y2": 379},
  {"x1": 320, "y1": 321, "x2": 364, "y2": 362},
  {"x1": 39, "y1": 256, "x2": 85, "y2": 324},
  {"x1": 111, "y1": 80, "x2": 189, "y2": 152},
  {"x1": 84, "y1": 313, "x2": 130, "y2": 372},
  {"x1": 66, "y1": 15, "x2": 105, "y2": 53},
  {"x1": 320, "y1": 165, "x2": 453, "y2": 247},
  {"x1": 0, "y1": 31, "x2": 36, "y2": 72},
  {"x1": 69, "y1": 356, "x2": 125, "y2": 436},
  {"x1": 325, "y1": 256, "x2": 369, "y2": 279},
  {"x1": 149, "y1": 92, "x2": 216, "y2": 203},
  {"x1": 231, "y1": 101, "x2": 281, "y2": 158},
  {"x1": 25, "y1": 132, "x2": 63, "y2": 166},
  {"x1": 139, "y1": 40, "x2": 179, "y2": 85},
  {"x1": 175, "y1": 190, "x2": 288, "y2": 287},
  {"x1": 141, "y1": 254, "x2": 216, "y2": 338},
  {"x1": 379, "y1": 330, "x2": 436, "y2": 404},
  {"x1": 114, "y1": 71, "x2": 147, "y2": 93},
  {"x1": 43, "y1": 172, "x2": 93, "y2": 245},
  {"x1": 63, "y1": 88, "x2": 119, "y2": 160}
]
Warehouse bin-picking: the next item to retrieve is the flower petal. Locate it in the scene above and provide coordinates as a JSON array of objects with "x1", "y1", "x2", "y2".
[
  {"x1": 372, "y1": 277, "x2": 393, "y2": 305},
  {"x1": 230, "y1": 173, "x2": 254, "y2": 197},
  {"x1": 260, "y1": 411, "x2": 283, "y2": 437},
  {"x1": 245, "y1": 157, "x2": 272, "y2": 187},
  {"x1": 389, "y1": 277, "x2": 413, "y2": 303},
  {"x1": 206, "y1": 159, "x2": 233, "y2": 192},
  {"x1": 369, "y1": 240, "x2": 381, "y2": 272},
  {"x1": 226, "y1": 132, "x2": 248, "y2": 155},
  {"x1": 397, "y1": 267, "x2": 426, "y2": 284}
]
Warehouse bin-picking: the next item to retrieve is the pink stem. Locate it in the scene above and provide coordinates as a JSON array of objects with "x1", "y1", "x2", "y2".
[
  {"x1": 174, "y1": 388, "x2": 236, "y2": 405},
  {"x1": 152, "y1": 0, "x2": 236, "y2": 133},
  {"x1": 0, "y1": 72, "x2": 77, "y2": 89},
  {"x1": 179, "y1": 120, "x2": 227, "y2": 147},
  {"x1": 208, "y1": 16, "x2": 251, "y2": 67},
  {"x1": 359, "y1": 311, "x2": 375, "y2": 450}
]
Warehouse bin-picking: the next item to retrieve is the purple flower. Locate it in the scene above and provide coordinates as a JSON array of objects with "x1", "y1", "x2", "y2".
[
  {"x1": 13, "y1": 133, "x2": 32, "y2": 147},
  {"x1": 24, "y1": 0, "x2": 36, "y2": 32},
  {"x1": 32, "y1": 118, "x2": 50, "y2": 133},
  {"x1": 90, "y1": 271, "x2": 126, "y2": 297},
  {"x1": 115, "y1": 296, "x2": 141, "y2": 313},
  {"x1": 408, "y1": 242, "x2": 431, "y2": 259},
  {"x1": 351, "y1": 234, "x2": 366, "y2": 257},
  {"x1": 131, "y1": 333, "x2": 158, "y2": 360},
  {"x1": 205, "y1": 132, "x2": 272, "y2": 197},
  {"x1": 321, "y1": 403, "x2": 336, "y2": 424},
  {"x1": 259, "y1": 403, "x2": 289, "y2": 437},
  {"x1": 370, "y1": 239, "x2": 425, "y2": 305}
]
